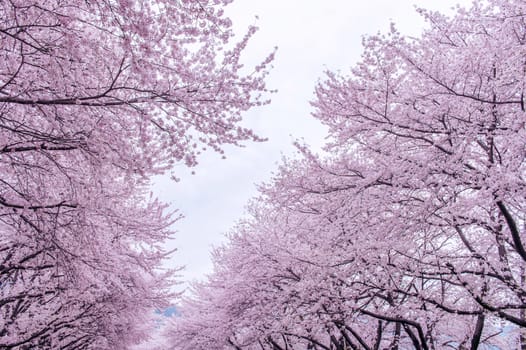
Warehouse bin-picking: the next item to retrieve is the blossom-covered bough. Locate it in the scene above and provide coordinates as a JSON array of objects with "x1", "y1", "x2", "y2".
[
  {"x1": 0, "y1": 0, "x2": 273, "y2": 349},
  {"x1": 169, "y1": 1, "x2": 526, "y2": 349}
]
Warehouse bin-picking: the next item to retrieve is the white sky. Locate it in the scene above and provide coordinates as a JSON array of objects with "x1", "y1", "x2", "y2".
[{"x1": 153, "y1": 0, "x2": 471, "y2": 293}]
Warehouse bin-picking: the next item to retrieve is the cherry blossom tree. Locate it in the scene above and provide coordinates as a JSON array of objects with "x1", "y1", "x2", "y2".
[
  {"x1": 169, "y1": 0, "x2": 526, "y2": 349},
  {"x1": 0, "y1": 0, "x2": 272, "y2": 348},
  {"x1": 170, "y1": 156, "x2": 509, "y2": 349},
  {"x1": 311, "y1": 0, "x2": 526, "y2": 342}
]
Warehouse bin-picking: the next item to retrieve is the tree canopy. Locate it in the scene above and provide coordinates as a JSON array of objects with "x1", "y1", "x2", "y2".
[
  {"x1": 0, "y1": 0, "x2": 272, "y2": 348},
  {"x1": 169, "y1": 1, "x2": 526, "y2": 349}
]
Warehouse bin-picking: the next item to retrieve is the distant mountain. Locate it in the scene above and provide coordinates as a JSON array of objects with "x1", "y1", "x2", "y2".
[{"x1": 161, "y1": 306, "x2": 179, "y2": 318}]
